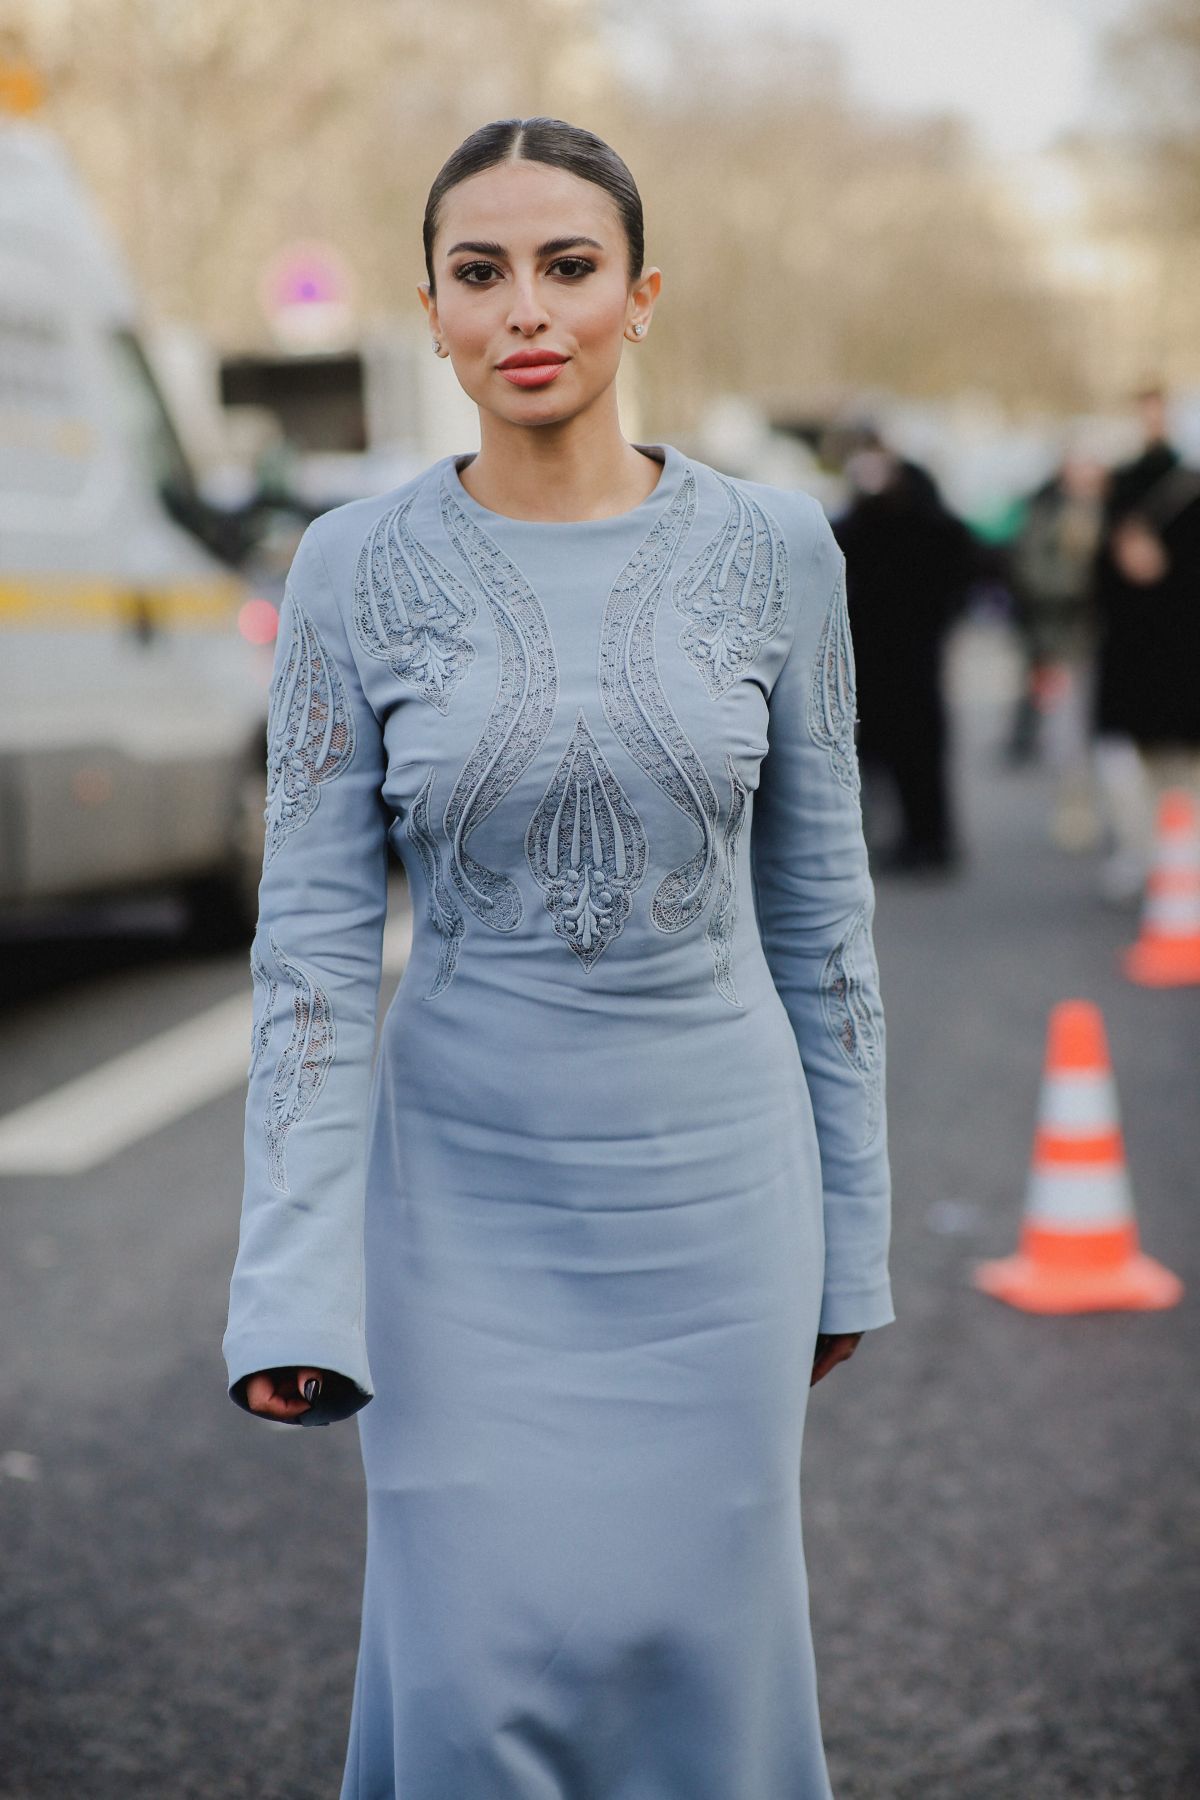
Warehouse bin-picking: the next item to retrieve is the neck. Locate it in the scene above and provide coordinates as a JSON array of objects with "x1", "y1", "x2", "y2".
[{"x1": 458, "y1": 391, "x2": 662, "y2": 522}]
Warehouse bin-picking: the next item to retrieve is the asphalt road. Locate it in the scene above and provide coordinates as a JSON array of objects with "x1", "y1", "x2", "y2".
[{"x1": 1, "y1": 616, "x2": 1196, "y2": 1799}]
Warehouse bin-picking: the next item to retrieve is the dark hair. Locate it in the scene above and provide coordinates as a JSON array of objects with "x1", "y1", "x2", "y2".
[{"x1": 422, "y1": 116, "x2": 644, "y2": 294}]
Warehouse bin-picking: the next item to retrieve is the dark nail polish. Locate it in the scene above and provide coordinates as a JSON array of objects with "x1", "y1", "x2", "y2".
[{"x1": 303, "y1": 1377, "x2": 321, "y2": 1403}]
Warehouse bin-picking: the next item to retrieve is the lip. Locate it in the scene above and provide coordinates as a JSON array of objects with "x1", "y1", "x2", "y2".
[
  {"x1": 501, "y1": 363, "x2": 567, "y2": 388},
  {"x1": 496, "y1": 350, "x2": 570, "y2": 369}
]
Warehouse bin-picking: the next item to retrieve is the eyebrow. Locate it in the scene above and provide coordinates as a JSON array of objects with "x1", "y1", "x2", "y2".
[{"x1": 444, "y1": 235, "x2": 605, "y2": 260}]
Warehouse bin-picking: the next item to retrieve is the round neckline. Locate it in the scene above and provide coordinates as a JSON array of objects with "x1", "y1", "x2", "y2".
[{"x1": 441, "y1": 441, "x2": 686, "y2": 529}]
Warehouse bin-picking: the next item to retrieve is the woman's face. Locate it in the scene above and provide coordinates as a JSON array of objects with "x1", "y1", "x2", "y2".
[{"x1": 420, "y1": 159, "x2": 657, "y2": 428}]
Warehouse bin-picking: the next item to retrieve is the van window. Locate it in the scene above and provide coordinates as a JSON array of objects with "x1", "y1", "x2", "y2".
[
  {"x1": 106, "y1": 327, "x2": 254, "y2": 566},
  {"x1": 105, "y1": 326, "x2": 197, "y2": 503}
]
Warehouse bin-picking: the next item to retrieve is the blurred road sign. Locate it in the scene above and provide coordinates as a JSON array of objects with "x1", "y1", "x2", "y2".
[{"x1": 258, "y1": 240, "x2": 356, "y2": 352}]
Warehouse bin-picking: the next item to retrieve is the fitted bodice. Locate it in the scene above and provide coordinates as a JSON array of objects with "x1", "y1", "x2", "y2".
[{"x1": 301, "y1": 443, "x2": 807, "y2": 1011}]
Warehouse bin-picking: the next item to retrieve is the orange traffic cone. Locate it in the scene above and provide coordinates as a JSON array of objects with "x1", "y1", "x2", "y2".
[
  {"x1": 1122, "y1": 788, "x2": 1200, "y2": 987},
  {"x1": 973, "y1": 1000, "x2": 1183, "y2": 1314}
]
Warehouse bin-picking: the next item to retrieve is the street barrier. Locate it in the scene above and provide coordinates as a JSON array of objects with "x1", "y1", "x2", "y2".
[
  {"x1": 1122, "y1": 788, "x2": 1200, "y2": 987},
  {"x1": 973, "y1": 999, "x2": 1183, "y2": 1314}
]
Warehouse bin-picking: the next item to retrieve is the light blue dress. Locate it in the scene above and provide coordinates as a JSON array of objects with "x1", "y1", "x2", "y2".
[{"x1": 223, "y1": 442, "x2": 893, "y2": 1799}]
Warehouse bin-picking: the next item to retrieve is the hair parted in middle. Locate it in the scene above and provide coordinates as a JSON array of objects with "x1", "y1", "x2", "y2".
[{"x1": 422, "y1": 117, "x2": 645, "y2": 295}]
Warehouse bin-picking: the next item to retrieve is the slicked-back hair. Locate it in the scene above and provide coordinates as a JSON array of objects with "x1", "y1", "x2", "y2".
[{"x1": 422, "y1": 116, "x2": 645, "y2": 294}]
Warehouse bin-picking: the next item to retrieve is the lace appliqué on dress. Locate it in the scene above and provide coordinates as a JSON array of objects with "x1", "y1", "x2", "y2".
[
  {"x1": 598, "y1": 469, "x2": 722, "y2": 933},
  {"x1": 819, "y1": 900, "x2": 884, "y2": 1146},
  {"x1": 672, "y1": 476, "x2": 789, "y2": 696},
  {"x1": 439, "y1": 480, "x2": 559, "y2": 931},
  {"x1": 404, "y1": 769, "x2": 465, "y2": 999},
  {"x1": 263, "y1": 930, "x2": 337, "y2": 1193},
  {"x1": 264, "y1": 596, "x2": 357, "y2": 865},
  {"x1": 706, "y1": 757, "x2": 750, "y2": 1006},
  {"x1": 808, "y1": 560, "x2": 860, "y2": 795},
  {"x1": 525, "y1": 709, "x2": 648, "y2": 969},
  {"x1": 352, "y1": 495, "x2": 476, "y2": 711},
  {"x1": 247, "y1": 938, "x2": 278, "y2": 1080}
]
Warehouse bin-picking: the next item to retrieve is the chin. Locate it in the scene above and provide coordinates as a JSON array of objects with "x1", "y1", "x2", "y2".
[{"x1": 490, "y1": 391, "x2": 594, "y2": 429}]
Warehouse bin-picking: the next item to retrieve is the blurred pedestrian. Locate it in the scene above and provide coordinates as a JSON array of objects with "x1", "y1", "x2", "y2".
[
  {"x1": 834, "y1": 431, "x2": 977, "y2": 873},
  {"x1": 1092, "y1": 384, "x2": 1200, "y2": 900},
  {"x1": 221, "y1": 116, "x2": 893, "y2": 1798},
  {"x1": 1007, "y1": 449, "x2": 1105, "y2": 849}
]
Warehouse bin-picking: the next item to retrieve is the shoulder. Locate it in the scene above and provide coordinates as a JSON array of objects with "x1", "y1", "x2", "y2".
[
  {"x1": 675, "y1": 454, "x2": 843, "y2": 680},
  {"x1": 681, "y1": 452, "x2": 840, "y2": 588},
  {"x1": 300, "y1": 456, "x2": 457, "y2": 587}
]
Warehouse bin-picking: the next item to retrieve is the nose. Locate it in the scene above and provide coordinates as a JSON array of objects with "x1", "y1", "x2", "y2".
[{"x1": 505, "y1": 271, "x2": 552, "y2": 337}]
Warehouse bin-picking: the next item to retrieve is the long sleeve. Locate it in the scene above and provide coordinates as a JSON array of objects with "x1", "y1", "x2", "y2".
[
  {"x1": 222, "y1": 516, "x2": 391, "y2": 1424},
  {"x1": 751, "y1": 496, "x2": 894, "y2": 1333}
]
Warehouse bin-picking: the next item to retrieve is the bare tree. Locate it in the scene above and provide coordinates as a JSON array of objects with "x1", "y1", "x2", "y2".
[
  {"x1": 0, "y1": 0, "x2": 1092, "y2": 429},
  {"x1": 615, "y1": 35, "x2": 1088, "y2": 420},
  {"x1": 1106, "y1": 0, "x2": 1200, "y2": 228}
]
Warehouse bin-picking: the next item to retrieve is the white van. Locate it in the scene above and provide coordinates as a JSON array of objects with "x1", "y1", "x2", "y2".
[{"x1": 0, "y1": 116, "x2": 272, "y2": 942}]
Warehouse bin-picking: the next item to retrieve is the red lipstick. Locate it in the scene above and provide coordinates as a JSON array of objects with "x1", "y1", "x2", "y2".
[{"x1": 496, "y1": 349, "x2": 570, "y2": 388}]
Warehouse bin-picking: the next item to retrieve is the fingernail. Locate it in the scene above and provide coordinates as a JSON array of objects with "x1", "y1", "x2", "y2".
[{"x1": 303, "y1": 1377, "x2": 321, "y2": 1403}]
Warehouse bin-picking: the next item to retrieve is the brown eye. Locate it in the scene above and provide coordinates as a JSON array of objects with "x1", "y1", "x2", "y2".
[
  {"x1": 552, "y1": 257, "x2": 595, "y2": 278},
  {"x1": 455, "y1": 262, "x2": 499, "y2": 285}
]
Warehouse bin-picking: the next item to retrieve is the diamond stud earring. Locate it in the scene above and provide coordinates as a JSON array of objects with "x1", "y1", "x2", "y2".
[
  {"x1": 432, "y1": 339, "x2": 442, "y2": 353},
  {"x1": 631, "y1": 323, "x2": 646, "y2": 337}
]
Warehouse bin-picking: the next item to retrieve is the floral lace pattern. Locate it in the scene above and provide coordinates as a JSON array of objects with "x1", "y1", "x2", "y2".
[
  {"x1": 705, "y1": 756, "x2": 750, "y2": 1006},
  {"x1": 247, "y1": 938, "x2": 278, "y2": 1080},
  {"x1": 808, "y1": 560, "x2": 859, "y2": 795},
  {"x1": 439, "y1": 479, "x2": 559, "y2": 931},
  {"x1": 598, "y1": 470, "x2": 722, "y2": 933},
  {"x1": 525, "y1": 708, "x2": 648, "y2": 969},
  {"x1": 404, "y1": 768, "x2": 465, "y2": 999},
  {"x1": 352, "y1": 495, "x2": 476, "y2": 711},
  {"x1": 263, "y1": 930, "x2": 337, "y2": 1193},
  {"x1": 264, "y1": 595, "x2": 357, "y2": 865},
  {"x1": 672, "y1": 476, "x2": 789, "y2": 696},
  {"x1": 819, "y1": 900, "x2": 884, "y2": 1145}
]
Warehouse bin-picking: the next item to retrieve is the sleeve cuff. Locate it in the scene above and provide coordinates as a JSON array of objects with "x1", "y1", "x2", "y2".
[
  {"x1": 818, "y1": 1282, "x2": 895, "y2": 1334},
  {"x1": 223, "y1": 1328, "x2": 374, "y2": 1426}
]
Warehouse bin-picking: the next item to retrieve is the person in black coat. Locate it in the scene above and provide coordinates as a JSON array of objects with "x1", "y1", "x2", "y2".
[
  {"x1": 833, "y1": 432, "x2": 978, "y2": 872},
  {"x1": 1094, "y1": 388, "x2": 1200, "y2": 746},
  {"x1": 1091, "y1": 385, "x2": 1200, "y2": 895}
]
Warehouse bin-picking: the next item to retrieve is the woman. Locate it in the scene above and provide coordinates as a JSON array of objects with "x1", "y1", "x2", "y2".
[{"x1": 223, "y1": 116, "x2": 893, "y2": 1799}]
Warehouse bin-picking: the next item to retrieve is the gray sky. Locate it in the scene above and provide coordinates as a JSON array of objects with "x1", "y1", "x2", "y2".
[{"x1": 685, "y1": 0, "x2": 1131, "y2": 157}]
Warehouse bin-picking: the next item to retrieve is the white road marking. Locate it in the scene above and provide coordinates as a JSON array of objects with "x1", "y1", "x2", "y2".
[
  {"x1": 0, "y1": 888, "x2": 413, "y2": 1176},
  {"x1": 0, "y1": 992, "x2": 258, "y2": 1174}
]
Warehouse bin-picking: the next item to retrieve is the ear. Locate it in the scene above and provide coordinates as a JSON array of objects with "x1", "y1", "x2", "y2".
[
  {"x1": 417, "y1": 282, "x2": 438, "y2": 329},
  {"x1": 627, "y1": 265, "x2": 662, "y2": 334}
]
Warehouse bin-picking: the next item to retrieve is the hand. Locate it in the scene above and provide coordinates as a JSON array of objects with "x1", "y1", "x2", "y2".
[
  {"x1": 810, "y1": 1332, "x2": 863, "y2": 1386},
  {"x1": 243, "y1": 1365, "x2": 327, "y2": 1421},
  {"x1": 1111, "y1": 516, "x2": 1169, "y2": 585}
]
